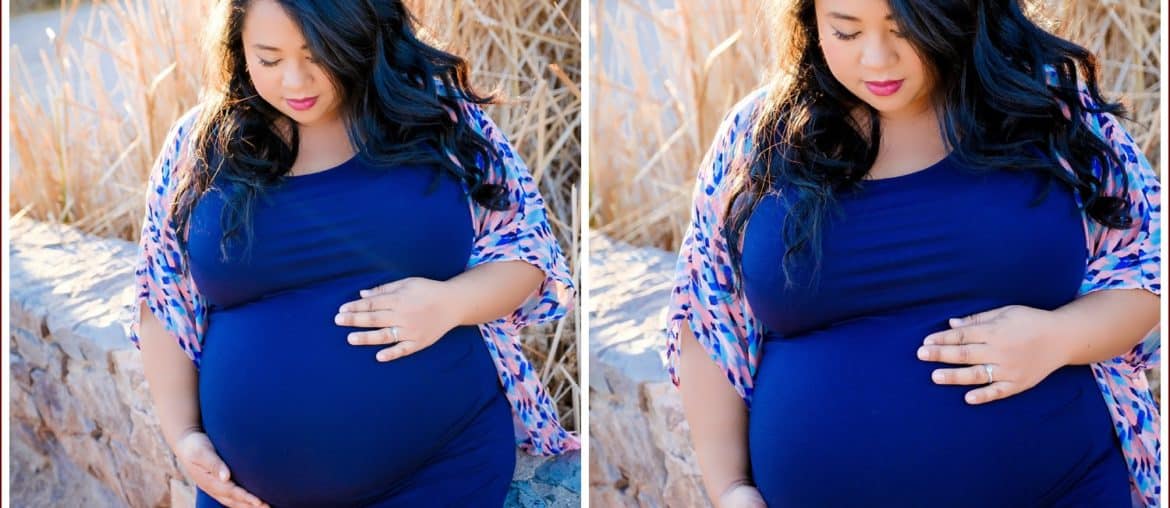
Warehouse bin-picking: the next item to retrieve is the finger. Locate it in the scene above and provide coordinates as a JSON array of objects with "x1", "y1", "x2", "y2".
[
  {"x1": 202, "y1": 473, "x2": 260, "y2": 508},
  {"x1": 227, "y1": 484, "x2": 266, "y2": 507},
  {"x1": 348, "y1": 327, "x2": 402, "y2": 346},
  {"x1": 189, "y1": 446, "x2": 229, "y2": 482},
  {"x1": 923, "y1": 326, "x2": 982, "y2": 346},
  {"x1": 965, "y1": 381, "x2": 1017, "y2": 405},
  {"x1": 951, "y1": 306, "x2": 1009, "y2": 327},
  {"x1": 335, "y1": 310, "x2": 396, "y2": 328},
  {"x1": 361, "y1": 279, "x2": 407, "y2": 298},
  {"x1": 916, "y1": 343, "x2": 990, "y2": 365},
  {"x1": 930, "y1": 365, "x2": 992, "y2": 385},
  {"x1": 337, "y1": 293, "x2": 397, "y2": 313},
  {"x1": 377, "y1": 341, "x2": 419, "y2": 362}
]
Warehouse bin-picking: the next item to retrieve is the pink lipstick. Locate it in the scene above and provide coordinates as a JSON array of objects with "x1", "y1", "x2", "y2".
[
  {"x1": 286, "y1": 96, "x2": 318, "y2": 111},
  {"x1": 864, "y1": 80, "x2": 903, "y2": 97}
]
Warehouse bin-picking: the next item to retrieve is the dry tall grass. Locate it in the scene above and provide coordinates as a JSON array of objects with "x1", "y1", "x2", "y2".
[
  {"x1": 10, "y1": 0, "x2": 581, "y2": 431},
  {"x1": 590, "y1": 0, "x2": 1162, "y2": 251}
]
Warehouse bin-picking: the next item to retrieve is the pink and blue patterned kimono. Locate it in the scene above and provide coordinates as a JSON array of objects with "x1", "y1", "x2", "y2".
[
  {"x1": 128, "y1": 99, "x2": 579, "y2": 462},
  {"x1": 666, "y1": 85, "x2": 1161, "y2": 506}
]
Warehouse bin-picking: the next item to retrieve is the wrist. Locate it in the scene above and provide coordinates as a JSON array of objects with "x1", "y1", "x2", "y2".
[
  {"x1": 437, "y1": 278, "x2": 469, "y2": 327},
  {"x1": 1043, "y1": 306, "x2": 1079, "y2": 368}
]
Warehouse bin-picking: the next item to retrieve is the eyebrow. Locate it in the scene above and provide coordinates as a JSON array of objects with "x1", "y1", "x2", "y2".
[
  {"x1": 827, "y1": 12, "x2": 893, "y2": 21},
  {"x1": 252, "y1": 44, "x2": 309, "y2": 51}
]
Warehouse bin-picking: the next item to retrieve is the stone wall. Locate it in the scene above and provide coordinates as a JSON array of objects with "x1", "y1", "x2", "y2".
[
  {"x1": 9, "y1": 218, "x2": 579, "y2": 507},
  {"x1": 587, "y1": 235, "x2": 707, "y2": 507}
]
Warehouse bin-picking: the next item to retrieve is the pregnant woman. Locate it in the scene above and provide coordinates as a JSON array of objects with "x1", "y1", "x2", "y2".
[
  {"x1": 129, "y1": 1, "x2": 576, "y2": 506},
  {"x1": 667, "y1": 0, "x2": 1160, "y2": 506}
]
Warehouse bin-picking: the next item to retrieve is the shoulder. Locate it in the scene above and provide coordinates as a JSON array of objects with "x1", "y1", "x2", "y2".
[{"x1": 697, "y1": 88, "x2": 769, "y2": 200}]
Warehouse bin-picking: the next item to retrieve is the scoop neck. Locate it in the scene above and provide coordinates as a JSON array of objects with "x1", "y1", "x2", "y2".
[
  {"x1": 861, "y1": 152, "x2": 955, "y2": 186},
  {"x1": 285, "y1": 154, "x2": 361, "y2": 181}
]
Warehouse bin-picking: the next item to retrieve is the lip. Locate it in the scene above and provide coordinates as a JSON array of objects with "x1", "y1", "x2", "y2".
[
  {"x1": 286, "y1": 96, "x2": 318, "y2": 111},
  {"x1": 864, "y1": 80, "x2": 904, "y2": 97}
]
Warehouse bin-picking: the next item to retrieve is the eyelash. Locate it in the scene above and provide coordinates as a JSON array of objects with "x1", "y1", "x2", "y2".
[
  {"x1": 832, "y1": 29, "x2": 861, "y2": 41},
  {"x1": 257, "y1": 56, "x2": 317, "y2": 67},
  {"x1": 830, "y1": 29, "x2": 905, "y2": 41}
]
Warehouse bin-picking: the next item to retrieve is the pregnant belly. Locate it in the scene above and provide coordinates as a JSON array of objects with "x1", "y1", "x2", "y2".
[
  {"x1": 197, "y1": 275, "x2": 508, "y2": 507},
  {"x1": 748, "y1": 306, "x2": 1119, "y2": 507}
]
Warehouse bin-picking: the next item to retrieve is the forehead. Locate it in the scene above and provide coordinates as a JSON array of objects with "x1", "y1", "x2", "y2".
[
  {"x1": 242, "y1": 0, "x2": 308, "y2": 48},
  {"x1": 814, "y1": 0, "x2": 895, "y2": 21}
]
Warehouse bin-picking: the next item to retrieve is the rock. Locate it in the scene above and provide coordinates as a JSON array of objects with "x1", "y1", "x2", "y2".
[{"x1": 588, "y1": 234, "x2": 707, "y2": 507}]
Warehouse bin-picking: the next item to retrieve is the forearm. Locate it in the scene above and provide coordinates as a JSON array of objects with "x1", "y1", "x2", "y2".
[
  {"x1": 137, "y1": 302, "x2": 202, "y2": 451},
  {"x1": 1050, "y1": 288, "x2": 1160, "y2": 366},
  {"x1": 679, "y1": 323, "x2": 752, "y2": 506},
  {"x1": 443, "y1": 260, "x2": 544, "y2": 326}
]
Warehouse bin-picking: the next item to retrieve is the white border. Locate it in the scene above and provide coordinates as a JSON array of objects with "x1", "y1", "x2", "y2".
[
  {"x1": 1158, "y1": 0, "x2": 1167, "y2": 501},
  {"x1": 578, "y1": 0, "x2": 592, "y2": 504},
  {"x1": 4, "y1": 0, "x2": 14, "y2": 504}
]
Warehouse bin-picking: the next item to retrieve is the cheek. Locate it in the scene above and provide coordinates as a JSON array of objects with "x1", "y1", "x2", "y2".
[
  {"x1": 247, "y1": 68, "x2": 282, "y2": 100},
  {"x1": 818, "y1": 41, "x2": 855, "y2": 83}
]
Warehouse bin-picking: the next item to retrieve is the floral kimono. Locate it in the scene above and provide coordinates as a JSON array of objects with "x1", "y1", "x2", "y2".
[
  {"x1": 128, "y1": 100, "x2": 579, "y2": 456},
  {"x1": 666, "y1": 85, "x2": 1161, "y2": 506}
]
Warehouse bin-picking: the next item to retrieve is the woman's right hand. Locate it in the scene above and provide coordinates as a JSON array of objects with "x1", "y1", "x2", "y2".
[
  {"x1": 174, "y1": 430, "x2": 269, "y2": 508},
  {"x1": 719, "y1": 483, "x2": 767, "y2": 508}
]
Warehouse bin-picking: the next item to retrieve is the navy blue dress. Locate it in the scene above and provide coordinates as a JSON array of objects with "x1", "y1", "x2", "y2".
[
  {"x1": 741, "y1": 155, "x2": 1130, "y2": 506},
  {"x1": 187, "y1": 157, "x2": 515, "y2": 507}
]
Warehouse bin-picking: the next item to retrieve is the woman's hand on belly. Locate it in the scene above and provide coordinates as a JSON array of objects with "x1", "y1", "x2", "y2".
[
  {"x1": 333, "y1": 277, "x2": 462, "y2": 362},
  {"x1": 917, "y1": 305, "x2": 1067, "y2": 405},
  {"x1": 175, "y1": 430, "x2": 269, "y2": 508}
]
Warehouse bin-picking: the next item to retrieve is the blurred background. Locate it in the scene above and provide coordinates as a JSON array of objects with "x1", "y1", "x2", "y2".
[
  {"x1": 590, "y1": 0, "x2": 1161, "y2": 250},
  {"x1": 587, "y1": 0, "x2": 1160, "y2": 505},
  {"x1": 10, "y1": 0, "x2": 580, "y2": 505}
]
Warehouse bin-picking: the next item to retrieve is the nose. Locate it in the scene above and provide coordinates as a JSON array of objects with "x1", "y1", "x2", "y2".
[
  {"x1": 859, "y1": 34, "x2": 898, "y2": 70},
  {"x1": 282, "y1": 60, "x2": 311, "y2": 91}
]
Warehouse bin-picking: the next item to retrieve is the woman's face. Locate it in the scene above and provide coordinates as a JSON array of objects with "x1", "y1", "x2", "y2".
[
  {"x1": 240, "y1": 0, "x2": 342, "y2": 127},
  {"x1": 813, "y1": 0, "x2": 934, "y2": 120}
]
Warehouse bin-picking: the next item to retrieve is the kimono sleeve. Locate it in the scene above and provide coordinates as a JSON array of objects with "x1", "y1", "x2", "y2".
[
  {"x1": 460, "y1": 101, "x2": 576, "y2": 335},
  {"x1": 1077, "y1": 95, "x2": 1162, "y2": 375},
  {"x1": 664, "y1": 91, "x2": 766, "y2": 403},
  {"x1": 126, "y1": 108, "x2": 205, "y2": 365}
]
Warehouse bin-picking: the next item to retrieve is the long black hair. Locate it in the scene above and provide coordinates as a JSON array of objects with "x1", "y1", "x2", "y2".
[
  {"x1": 724, "y1": 0, "x2": 1132, "y2": 287},
  {"x1": 170, "y1": 0, "x2": 508, "y2": 258}
]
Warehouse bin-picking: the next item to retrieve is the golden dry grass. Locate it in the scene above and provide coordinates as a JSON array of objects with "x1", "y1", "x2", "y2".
[
  {"x1": 10, "y1": 0, "x2": 581, "y2": 431},
  {"x1": 589, "y1": 0, "x2": 1162, "y2": 251}
]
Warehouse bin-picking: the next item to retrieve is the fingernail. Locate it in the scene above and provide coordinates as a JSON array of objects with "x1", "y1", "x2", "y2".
[
  {"x1": 219, "y1": 469, "x2": 228, "y2": 481},
  {"x1": 923, "y1": 337, "x2": 935, "y2": 345},
  {"x1": 360, "y1": 290, "x2": 371, "y2": 297},
  {"x1": 931, "y1": 371, "x2": 943, "y2": 382},
  {"x1": 916, "y1": 347, "x2": 929, "y2": 360},
  {"x1": 334, "y1": 314, "x2": 344, "y2": 324},
  {"x1": 950, "y1": 318, "x2": 963, "y2": 326},
  {"x1": 376, "y1": 352, "x2": 388, "y2": 362},
  {"x1": 347, "y1": 334, "x2": 357, "y2": 345},
  {"x1": 965, "y1": 393, "x2": 977, "y2": 404}
]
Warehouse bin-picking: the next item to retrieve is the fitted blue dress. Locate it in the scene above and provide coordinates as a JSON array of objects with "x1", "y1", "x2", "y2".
[
  {"x1": 741, "y1": 155, "x2": 1130, "y2": 506},
  {"x1": 186, "y1": 157, "x2": 515, "y2": 507}
]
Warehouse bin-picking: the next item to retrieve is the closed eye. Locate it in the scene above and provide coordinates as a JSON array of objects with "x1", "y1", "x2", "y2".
[
  {"x1": 832, "y1": 29, "x2": 861, "y2": 41},
  {"x1": 258, "y1": 58, "x2": 280, "y2": 67}
]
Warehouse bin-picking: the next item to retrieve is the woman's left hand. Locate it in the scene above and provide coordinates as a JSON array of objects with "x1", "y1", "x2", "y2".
[
  {"x1": 334, "y1": 277, "x2": 462, "y2": 362},
  {"x1": 917, "y1": 305, "x2": 1070, "y2": 405}
]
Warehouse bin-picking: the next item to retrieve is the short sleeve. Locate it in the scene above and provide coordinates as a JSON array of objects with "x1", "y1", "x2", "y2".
[
  {"x1": 664, "y1": 90, "x2": 767, "y2": 404},
  {"x1": 126, "y1": 107, "x2": 206, "y2": 366},
  {"x1": 1074, "y1": 91, "x2": 1162, "y2": 375},
  {"x1": 460, "y1": 101, "x2": 576, "y2": 335}
]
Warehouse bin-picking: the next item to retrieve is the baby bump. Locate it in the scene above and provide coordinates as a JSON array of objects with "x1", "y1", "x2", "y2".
[
  {"x1": 197, "y1": 275, "x2": 508, "y2": 507},
  {"x1": 747, "y1": 309, "x2": 1120, "y2": 507}
]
